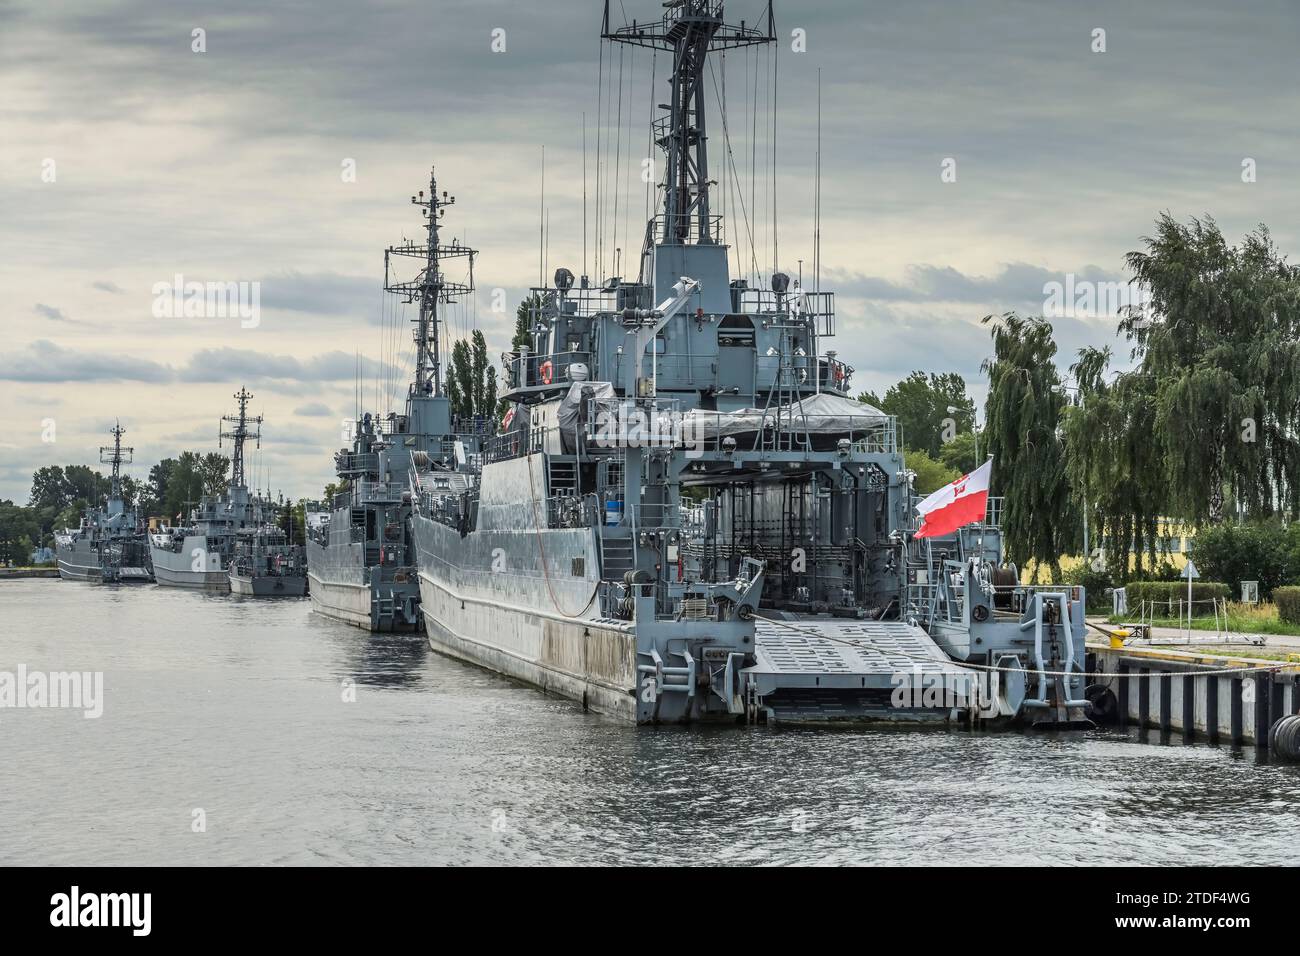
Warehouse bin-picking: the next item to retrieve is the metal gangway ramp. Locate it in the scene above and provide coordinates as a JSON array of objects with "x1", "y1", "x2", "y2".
[{"x1": 745, "y1": 618, "x2": 978, "y2": 723}]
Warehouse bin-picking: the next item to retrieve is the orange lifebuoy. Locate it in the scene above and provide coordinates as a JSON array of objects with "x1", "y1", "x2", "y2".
[{"x1": 540, "y1": 360, "x2": 554, "y2": 385}]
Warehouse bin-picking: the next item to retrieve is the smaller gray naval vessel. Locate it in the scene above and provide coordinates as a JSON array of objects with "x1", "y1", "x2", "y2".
[
  {"x1": 150, "y1": 387, "x2": 269, "y2": 590},
  {"x1": 229, "y1": 504, "x2": 308, "y2": 596},
  {"x1": 55, "y1": 422, "x2": 153, "y2": 583},
  {"x1": 307, "y1": 169, "x2": 478, "y2": 631}
]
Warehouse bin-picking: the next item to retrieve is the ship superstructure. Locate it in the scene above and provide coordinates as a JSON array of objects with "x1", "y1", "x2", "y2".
[
  {"x1": 230, "y1": 502, "x2": 308, "y2": 596},
  {"x1": 307, "y1": 170, "x2": 476, "y2": 631},
  {"x1": 55, "y1": 422, "x2": 153, "y2": 583},
  {"x1": 149, "y1": 388, "x2": 270, "y2": 589},
  {"x1": 409, "y1": 0, "x2": 1088, "y2": 726}
]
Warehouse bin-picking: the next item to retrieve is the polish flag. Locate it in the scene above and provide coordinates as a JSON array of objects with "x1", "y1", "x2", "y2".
[{"x1": 913, "y1": 459, "x2": 992, "y2": 539}]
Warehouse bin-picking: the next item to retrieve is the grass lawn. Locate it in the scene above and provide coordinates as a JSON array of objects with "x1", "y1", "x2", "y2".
[{"x1": 1106, "y1": 601, "x2": 1300, "y2": 637}]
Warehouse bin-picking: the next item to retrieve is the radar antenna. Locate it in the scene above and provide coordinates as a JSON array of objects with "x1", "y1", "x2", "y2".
[{"x1": 385, "y1": 168, "x2": 477, "y2": 398}]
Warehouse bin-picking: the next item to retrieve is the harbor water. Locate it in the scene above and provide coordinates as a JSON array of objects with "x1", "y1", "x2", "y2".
[{"x1": 2, "y1": 579, "x2": 1298, "y2": 866}]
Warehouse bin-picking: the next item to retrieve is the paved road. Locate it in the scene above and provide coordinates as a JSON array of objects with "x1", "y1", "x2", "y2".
[{"x1": 1086, "y1": 616, "x2": 1300, "y2": 653}]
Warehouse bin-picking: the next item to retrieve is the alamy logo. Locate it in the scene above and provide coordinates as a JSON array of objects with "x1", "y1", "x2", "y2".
[
  {"x1": 0, "y1": 665, "x2": 103, "y2": 719},
  {"x1": 890, "y1": 665, "x2": 1000, "y2": 718},
  {"x1": 151, "y1": 273, "x2": 261, "y2": 327},
  {"x1": 50, "y1": 886, "x2": 151, "y2": 936},
  {"x1": 591, "y1": 403, "x2": 705, "y2": 459}
]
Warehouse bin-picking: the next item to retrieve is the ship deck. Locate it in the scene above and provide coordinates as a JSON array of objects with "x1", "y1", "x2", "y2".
[{"x1": 746, "y1": 618, "x2": 976, "y2": 722}]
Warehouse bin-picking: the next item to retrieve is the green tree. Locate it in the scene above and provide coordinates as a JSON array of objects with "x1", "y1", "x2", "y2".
[
  {"x1": 1063, "y1": 347, "x2": 1166, "y2": 579},
  {"x1": 1121, "y1": 214, "x2": 1300, "y2": 523},
  {"x1": 1190, "y1": 522, "x2": 1289, "y2": 600},
  {"x1": 278, "y1": 498, "x2": 307, "y2": 547},
  {"x1": 62, "y1": 465, "x2": 109, "y2": 505},
  {"x1": 860, "y1": 371, "x2": 974, "y2": 458},
  {"x1": 29, "y1": 465, "x2": 69, "y2": 512},
  {"x1": 162, "y1": 452, "x2": 205, "y2": 521},
  {"x1": 0, "y1": 500, "x2": 42, "y2": 565},
  {"x1": 143, "y1": 458, "x2": 177, "y2": 518},
  {"x1": 906, "y1": 449, "x2": 960, "y2": 496},
  {"x1": 199, "y1": 452, "x2": 230, "y2": 496},
  {"x1": 981, "y1": 312, "x2": 1078, "y2": 577},
  {"x1": 512, "y1": 293, "x2": 541, "y2": 350},
  {"x1": 938, "y1": 431, "x2": 978, "y2": 474}
]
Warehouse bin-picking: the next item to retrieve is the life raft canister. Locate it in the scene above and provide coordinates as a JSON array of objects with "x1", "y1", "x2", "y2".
[{"x1": 540, "y1": 360, "x2": 554, "y2": 385}]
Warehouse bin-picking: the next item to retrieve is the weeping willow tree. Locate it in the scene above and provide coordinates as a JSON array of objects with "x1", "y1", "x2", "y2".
[
  {"x1": 1063, "y1": 348, "x2": 1166, "y2": 578},
  {"x1": 1121, "y1": 214, "x2": 1300, "y2": 523},
  {"x1": 980, "y1": 313, "x2": 1079, "y2": 578}
]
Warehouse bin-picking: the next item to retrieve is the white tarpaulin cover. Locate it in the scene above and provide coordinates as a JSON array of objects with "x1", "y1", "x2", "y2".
[
  {"x1": 556, "y1": 381, "x2": 619, "y2": 434},
  {"x1": 683, "y1": 393, "x2": 889, "y2": 439}
]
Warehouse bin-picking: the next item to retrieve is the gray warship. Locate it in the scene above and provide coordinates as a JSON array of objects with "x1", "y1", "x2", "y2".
[
  {"x1": 54, "y1": 422, "x2": 153, "y2": 583},
  {"x1": 306, "y1": 170, "x2": 476, "y2": 631},
  {"x1": 408, "y1": 0, "x2": 1089, "y2": 727},
  {"x1": 149, "y1": 387, "x2": 269, "y2": 590},
  {"x1": 229, "y1": 503, "x2": 308, "y2": 596}
]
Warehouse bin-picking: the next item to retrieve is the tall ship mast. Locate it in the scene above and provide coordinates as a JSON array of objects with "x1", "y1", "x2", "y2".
[
  {"x1": 307, "y1": 168, "x2": 479, "y2": 631},
  {"x1": 55, "y1": 421, "x2": 153, "y2": 583},
  {"x1": 408, "y1": 0, "x2": 1090, "y2": 727},
  {"x1": 149, "y1": 388, "x2": 272, "y2": 589}
]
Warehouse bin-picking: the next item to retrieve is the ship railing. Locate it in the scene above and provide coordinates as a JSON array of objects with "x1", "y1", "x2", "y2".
[
  {"x1": 646, "y1": 208, "x2": 725, "y2": 245},
  {"x1": 483, "y1": 426, "x2": 552, "y2": 465},
  {"x1": 583, "y1": 396, "x2": 687, "y2": 450},
  {"x1": 736, "y1": 288, "x2": 834, "y2": 337},
  {"x1": 679, "y1": 413, "x2": 897, "y2": 455},
  {"x1": 335, "y1": 451, "x2": 377, "y2": 476},
  {"x1": 906, "y1": 581, "x2": 938, "y2": 627},
  {"x1": 356, "y1": 481, "x2": 408, "y2": 504},
  {"x1": 504, "y1": 350, "x2": 592, "y2": 390}
]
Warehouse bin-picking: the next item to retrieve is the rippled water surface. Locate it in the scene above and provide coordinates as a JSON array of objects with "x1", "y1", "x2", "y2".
[{"x1": 2, "y1": 579, "x2": 1298, "y2": 865}]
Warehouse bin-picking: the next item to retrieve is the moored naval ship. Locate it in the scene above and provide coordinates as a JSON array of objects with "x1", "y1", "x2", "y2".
[
  {"x1": 306, "y1": 169, "x2": 476, "y2": 631},
  {"x1": 408, "y1": 0, "x2": 1090, "y2": 727},
  {"x1": 150, "y1": 387, "x2": 269, "y2": 589},
  {"x1": 55, "y1": 422, "x2": 153, "y2": 583},
  {"x1": 229, "y1": 505, "x2": 308, "y2": 596}
]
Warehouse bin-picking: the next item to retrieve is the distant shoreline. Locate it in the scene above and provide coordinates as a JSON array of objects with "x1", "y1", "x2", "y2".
[{"x1": 0, "y1": 568, "x2": 58, "y2": 579}]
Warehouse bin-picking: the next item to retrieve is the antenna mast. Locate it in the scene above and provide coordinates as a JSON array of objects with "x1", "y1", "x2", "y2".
[
  {"x1": 99, "y1": 421, "x2": 133, "y2": 500},
  {"x1": 219, "y1": 387, "x2": 262, "y2": 490},
  {"x1": 603, "y1": 0, "x2": 774, "y2": 246},
  {"x1": 385, "y1": 168, "x2": 476, "y2": 398}
]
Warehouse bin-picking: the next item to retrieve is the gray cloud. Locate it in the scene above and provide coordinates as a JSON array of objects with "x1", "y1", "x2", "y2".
[
  {"x1": 34, "y1": 303, "x2": 72, "y2": 322},
  {"x1": 0, "y1": 340, "x2": 173, "y2": 383},
  {"x1": 293, "y1": 402, "x2": 333, "y2": 417},
  {"x1": 91, "y1": 280, "x2": 125, "y2": 294}
]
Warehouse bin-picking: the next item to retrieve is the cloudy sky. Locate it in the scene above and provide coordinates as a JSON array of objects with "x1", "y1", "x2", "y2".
[{"x1": 2, "y1": 0, "x2": 1296, "y2": 504}]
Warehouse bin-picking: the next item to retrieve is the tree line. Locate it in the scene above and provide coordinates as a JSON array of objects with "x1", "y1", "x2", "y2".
[
  {"x1": 0, "y1": 451, "x2": 231, "y2": 565},
  {"x1": 869, "y1": 214, "x2": 1300, "y2": 583}
]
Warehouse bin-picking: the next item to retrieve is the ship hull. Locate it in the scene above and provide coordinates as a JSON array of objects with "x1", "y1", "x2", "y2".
[
  {"x1": 150, "y1": 538, "x2": 231, "y2": 590},
  {"x1": 409, "y1": 513, "x2": 637, "y2": 722},
  {"x1": 306, "y1": 539, "x2": 420, "y2": 631},
  {"x1": 230, "y1": 571, "x2": 308, "y2": 596},
  {"x1": 56, "y1": 539, "x2": 152, "y2": 584}
]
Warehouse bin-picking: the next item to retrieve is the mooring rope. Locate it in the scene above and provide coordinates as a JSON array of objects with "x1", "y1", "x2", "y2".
[
  {"x1": 749, "y1": 612, "x2": 1291, "y2": 680},
  {"x1": 526, "y1": 453, "x2": 599, "y2": 620}
]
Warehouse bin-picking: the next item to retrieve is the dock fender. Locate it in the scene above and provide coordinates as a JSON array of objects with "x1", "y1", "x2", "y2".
[
  {"x1": 994, "y1": 654, "x2": 1026, "y2": 717},
  {"x1": 1084, "y1": 683, "x2": 1119, "y2": 725}
]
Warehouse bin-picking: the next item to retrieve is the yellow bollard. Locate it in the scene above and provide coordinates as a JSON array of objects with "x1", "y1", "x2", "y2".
[{"x1": 1110, "y1": 628, "x2": 1129, "y2": 650}]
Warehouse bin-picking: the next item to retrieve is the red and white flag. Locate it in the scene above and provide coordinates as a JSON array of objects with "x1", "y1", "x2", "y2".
[{"x1": 913, "y1": 459, "x2": 992, "y2": 539}]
